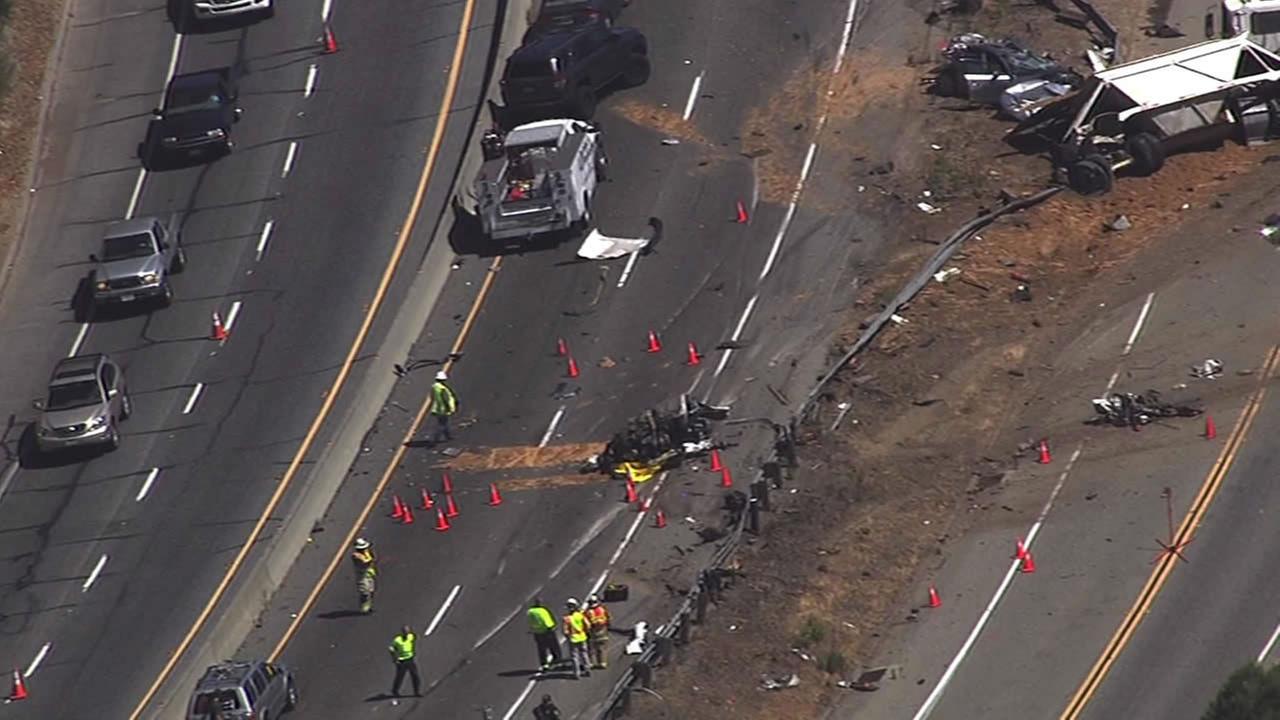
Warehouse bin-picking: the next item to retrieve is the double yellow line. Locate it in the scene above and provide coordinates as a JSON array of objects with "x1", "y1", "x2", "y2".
[
  {"x1": 1059, "y1": 344, "x2": 1280, "y2": 719},
  {"x1": 127, "y1": 0, "x2": 482, "y2": 715}
]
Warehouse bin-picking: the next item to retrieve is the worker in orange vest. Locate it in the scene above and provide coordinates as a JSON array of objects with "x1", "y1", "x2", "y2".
[{"x1": 585, "y1": 594, "x2": 611, "y2": 669}]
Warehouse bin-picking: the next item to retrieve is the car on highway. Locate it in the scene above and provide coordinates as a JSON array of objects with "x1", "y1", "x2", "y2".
[
  {"x1": 139, "y1": 69, "x2": 241, "y2": 169},
  {"x1": 190, "y1": 0, "x2": 274, "y2": 22},
  {"x1": 500, "y1": 22, "x2": 649, "y2": 121},
  {"x1": 88, "y1": 216, "x2": 186, "y2": 312},
  {"x1": 187, "y1": 659, "x2": 297, "y2": 720},
  {"x1": 33, "y1": 354, "x2": 130, "y2": 454}
]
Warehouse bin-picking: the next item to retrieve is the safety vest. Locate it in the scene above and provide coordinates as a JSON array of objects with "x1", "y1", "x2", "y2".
[
  {"x1": 431, "y1": 382, "x2": 457, "y2": 416},
  {"x1": 351, "y1": 549, "x2": 376, "y2": 578},
  {"x1": 390, "y1": 632, "x2": 416, "y2": 661},
  {"x1": 586, "y1": 605, "x2": 610, "y2": 637},
  {"x1": 528, "y1": 606, "x2": 556, "y2": 634},
  {"x1": 563, "y1": 611, "x2": 588, "y2": 644}
]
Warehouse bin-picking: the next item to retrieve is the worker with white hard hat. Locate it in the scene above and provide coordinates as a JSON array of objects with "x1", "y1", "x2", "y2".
[
  {"x1": 350, "y1": 538, "x2": 376, "y2": 614},
  {"x1": 562, "y1": 598, "x2": 590, "y2": 679},
  {"x1": 429, "y1": 370, "x2": 458, "y2": 443}
]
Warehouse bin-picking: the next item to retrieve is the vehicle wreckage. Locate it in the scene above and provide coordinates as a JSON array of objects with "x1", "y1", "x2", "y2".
[
  {"x1": 1087, "y1": 390, "x2": 1203, "y2": 429},
  {"x1": 581, "y1": 397, "x2": 730, "y2": 479}
]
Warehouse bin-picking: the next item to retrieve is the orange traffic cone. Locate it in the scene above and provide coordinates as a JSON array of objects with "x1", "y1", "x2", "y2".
[
  {"x1": 654, "y1": 509, "x2": 667, "y2": 528},
  {"x1": 720, "y1": 465, "x2": 733, "y2": 488},
  {"x1": 1020, "y1": 552, "x2": 1036, "y2": 574},
  {"x1": 736, "y1": 200, "x2": 749, "y2": 224},
  {"x1": 686, "y1": 342, "x2": 702, "y2": 366},
  {"x1": 420, "y1": 489, "x2": 434, "y2": 510},
  {"x1": 1204, "y1": 415, "x2": 1217, "y2": 440},
  {"x1": 442, "y1": 472, "x2": 454, "y2": 495},
  {"x1": 434, "y1": 507, "x2": 451, "y2": 532},
  {"x1": 556, "y1": 337, "x2": 568, "y2": 357},
  {"x1": 390, "y1": 495, "x2": 405, "y2": 520},
  {"x1": 445, "y1": 493, "x2": 459, "y2": 518},
  {"x1": 1037, "y1": 439, "x2": 1052, "y2": 464},
  {"x1": 401, "y1": 505, "x2": 415, "y2": 525},
  {"x1": 567, "y1": 356, "x2": 580, "y2": 378},
  {"x1": 210, "y1": 311, "x2": 229, "y2": 342},
  {"x1": 1013, "y1": 538, "x2": 1027, "y2": 560},
  {"x1": 709, "y1": 448, "x2": 723, "y2": 472},
  {"x1": 646, "y1": 330, "x2": 662, "y2": 353},
  {"x1": 321, "y1": 23, "x2": 339, "y2": 54},
  {"x1": 487, "y1": 483, "x2": 503, "y2": 507},
  {"x1": 928, "y1": 585, "x2": 942, "y2": 608},
  {"x1": 625, "y1": 479, "x2": 638, "y2": 504},
  {"x1": 8, "y1": 667, "x2": 26, "y2": 701}
]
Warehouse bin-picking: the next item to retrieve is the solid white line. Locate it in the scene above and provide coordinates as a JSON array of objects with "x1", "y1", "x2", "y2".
[
  {"x1": 164, "y1": 34, "x2": 183, "y2": 85},
  {"x1": 911, "y1": 445, "x2": 1083, "y2": 720},
  {"x1": 321, "y1": 0, "x2": 334, "y2": 22},
  {"x1": 124, "y1": 170, "x2": 147, "y2": 220},
  {"x1": 833, "y1": 0, "x2": 859, "y2": 74},
  {"x1": 798, "y1": 142, "x2": 818, "y2": 185},
  {"x1": 181, "y1": 383, "x2": 205, "y2": 415},
  {"x1": 82, "y1": 554, "x2": 108, "y2": 592},
  {"x1": 67, "y1": 323, "x2": 90, "y2": 357},
  {"x1": 224, "y1": 300, "x2": 243, "y2": 332},
  {"x1": 1121, "y1": 292, "x2": 1156, "y2": 356},
  {"x1": 501, "y1": 680, "x2": 538, "y2": 720},
  {"x1": 616, "y1": 250, "x2": 641, "y2": 288},
  {"x1": 682, "y1": 71, "x2": 705, "y2": 121},
  {"x1": 424, "y1": 584, "x2": 461, "y2": 636},
  {"x1": 593, "y1": 475, "x2": 668, "y2": 599},
  {"x1": 750, "y1": 157, "x2": 761, "y2": 215},
  {"x1": 0, "y1": 462, "x2": 19, "y2": 504},
  {"x1": 136, "y1": 468, "x2": 160, "y2": 501},
  {"x1": 1104, "y1": 370, "x2": 1121, "y2": 393},
  {"x1": 1259, "y1": 618, "x2": 1280, "y2": 662},
  {"x1": 281, "y1": 141, "x2": 298, "y2": 178},
  {"x1": 24, "y1": 642, "x2": 51, "y2": 677},
  {"x1": 759, "y1": 201, "x2": 797, "y2": 281},
  {"x1": 256, "y1": 220, "x2": 275, "y2": 260},
  {"x1": 713, "y1": 294, "x2": 759, "y2": 378},
  {"x1": 539, "y1": 406, "x2": 565, "y2": 448},
  {"x1": 304, "y1": 64, "x2": 318, "y2": 98}
]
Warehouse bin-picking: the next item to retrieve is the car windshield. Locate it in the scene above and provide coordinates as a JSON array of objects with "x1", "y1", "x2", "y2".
[
  {"x1": 166, "y1": 81, "x2": 223, "y2": 114},
  {"x1": 1005, "y1": 50, "x2": 1056, "y2": 74},
  {"x1": 192, "y1": 689, "x2": 243, "y2": 715},
  {"x1": 46, "y1": 380, "x2": 101, "y2": 411},
  {"x1": 101, "y1": 233, "x2": 156, "y2": 261}
]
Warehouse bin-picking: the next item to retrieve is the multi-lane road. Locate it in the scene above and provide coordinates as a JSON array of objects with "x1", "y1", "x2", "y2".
[{"x1": 0, "y1": 0, "x2": 887, "y2": 718}]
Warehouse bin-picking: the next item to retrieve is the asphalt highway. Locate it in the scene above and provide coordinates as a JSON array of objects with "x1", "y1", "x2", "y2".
[
  {"x1": 0, "y1": 0, "x2": 496, "y2": 716},
  {"x1": 239, "y1": 0, "x2": 887, "y2": 718}
]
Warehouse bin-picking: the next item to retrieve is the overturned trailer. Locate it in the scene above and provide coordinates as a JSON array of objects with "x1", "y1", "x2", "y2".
[{"x1": 1011, "y1": 36, "x2": 1280, "y2": 194}]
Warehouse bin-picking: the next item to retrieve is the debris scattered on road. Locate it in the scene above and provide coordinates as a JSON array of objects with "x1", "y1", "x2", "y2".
[
  {"x1": 581, "y1": 397, "x2": 729, "y2": 477},
  {"x1": 577, "y1": 228, "x2": 652, "y2": 260},
  {"x1": 599, "y1": 356, "x2": 617, "y2": 369},
  {"x1": 1261, "y1": 214, "x2": 1280, "y2": 242},
  {"x1": 933, "y1": 267, "x2": 961, "y2": 283},
  {"x1": 1104, "y1": 214, "x2": 1131, "y2": 232},
  {"x1": 1190, "y1": 358, "x2": 1223, "y2": 379},
  {"x1": 916, "y1": 201, "x2": 942, "y2": 214},
  {"x1": 626, "y1": 621, "x2": 648, "y2": 655},
  {"x1": 889, "y1": 314, "x2": 909, "y2": 325},
  {"x1": 1088, "y1": 390, "x2": 1203, "y2": 428},
  {"x1": 760, "y1": 672, "x2": 801, "y2": 691},
  {"x1": 660, "y1": 138, "x2": 680, "y2": 145},
  {"x1": 1010, "y1": 284, "x2": 1033, "y2": 302}
]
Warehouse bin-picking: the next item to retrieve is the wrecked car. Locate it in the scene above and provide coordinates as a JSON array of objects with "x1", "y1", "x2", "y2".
[
  {"x1": 582, "y1": 396, "x2": 728, "y2": 477},
  {"x1": 999, "y1": 78, "x2": 1073, "y2": 121},
  {"x1": 933, "y1": 34, "x2": 1081, "y2": 106},
  {"x1": 1012, "y1": 36, "x2": 1280, "y2": 195},
  {"x1": 1087, "y1": 390, "x2": 1202, "y2": 429}
]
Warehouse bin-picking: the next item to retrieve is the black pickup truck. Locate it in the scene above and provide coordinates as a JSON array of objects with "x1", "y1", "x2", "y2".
[{"x1": 139, "y1": 68, "x2": 241, "y2": 169}]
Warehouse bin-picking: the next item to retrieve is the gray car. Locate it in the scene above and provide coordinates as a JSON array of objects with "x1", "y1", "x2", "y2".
[
  {"x1": 88, "y1": 216, "x2": 185, "y2": 311},
  {"x1": 34, "y1": 354, "x2": 130, "y2": 453},
  {"x1": 187, "y1": 659, "x2": 297, "y2": 720}
]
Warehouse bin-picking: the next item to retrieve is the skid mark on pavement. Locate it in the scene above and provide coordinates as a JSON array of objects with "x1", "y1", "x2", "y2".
[{"x1": 437, "y1": 442, "x2": 604, "y2": 471}]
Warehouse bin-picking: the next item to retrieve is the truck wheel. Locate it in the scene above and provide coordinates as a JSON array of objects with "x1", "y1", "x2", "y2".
[
  {"x1": 623, "y1": 57, "x2": 651, "y2": 87},
  {"x1": 1068, "y1": 156, "x2": 1114, "y2": 195},
  {"x1": 1126, "y1": 132, "x2": 1165, "y2": 176}
]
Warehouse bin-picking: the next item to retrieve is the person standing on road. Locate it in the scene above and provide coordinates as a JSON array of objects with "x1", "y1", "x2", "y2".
[
  {"x1": 532, "y1": 694, "x2": 563, "y2": 720},
  {"x1": 388, "y1": 625, "x2": 422, "y2": 697},
  {"x1": 585, "y1": 594, "x2": 611, "y2": 669},
  {"x1": 430, "y1": 370, "x2": 458, "y2": 443},
  {"x1": 562, "y1": 598, "x2": 590, "y2": 679},
  {"x1": 528, "y1": 597, "x2": 562, "y2": 670},
  {"x1": 351, "y1": 538, "x2": 377, "y2": 614}
]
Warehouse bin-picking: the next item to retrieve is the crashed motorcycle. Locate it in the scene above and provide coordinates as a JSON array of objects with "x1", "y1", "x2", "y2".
[
  {"x1": 582, "y1": 396, "x2": 730, "y2": 476},
  {"x1": 1087, "y1": 390, "x2": 1202, "y2": 428}
]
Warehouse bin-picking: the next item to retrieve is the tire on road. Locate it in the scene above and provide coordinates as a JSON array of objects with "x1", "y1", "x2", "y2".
[{"x1": 1068, "y1": 155, "x2": 1114, "y2": 195}]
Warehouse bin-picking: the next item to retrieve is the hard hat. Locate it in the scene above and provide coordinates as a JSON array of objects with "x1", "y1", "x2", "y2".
[
  {"x1": 353, "y1": 538, "x2": 370, "y2": 550},
  {"x1": 566, "y1": 597, "x2": 580, "y2": 608},
  {"x1": 435, "y1": 370, "x2": 448, "y2": 381},
  {"x1": 587, "y1": 594, "x2": 600, "y2": 605}
]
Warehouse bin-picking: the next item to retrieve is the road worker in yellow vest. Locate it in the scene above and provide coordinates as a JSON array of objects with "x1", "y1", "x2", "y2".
[
  {"x1": 388, "y1": 625, "x2": 421, "y2": 697},
  {"x1": 351, "y1": 538, "x2": 376, "y2": 614},
  {"x1": 528, "y1": 597, "x2": 562, "y2": 670},
  {"x1": 430, "y1": 370, "x2": 458, "y2": 443},
  {"x1": 585, "y1": 594, "x2": 611, "y2": 669},
  {"x1": 562, "y1": 598, "x2": 591, "y2": 679}
]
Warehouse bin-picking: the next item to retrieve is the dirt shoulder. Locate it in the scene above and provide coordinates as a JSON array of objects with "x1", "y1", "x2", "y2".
[
  {"x1": 627, "y1": 1, "x2": 1278, "y2": 718},
  {"x1": 0, "y1": 0, "x2": 67, "y2": 292}
]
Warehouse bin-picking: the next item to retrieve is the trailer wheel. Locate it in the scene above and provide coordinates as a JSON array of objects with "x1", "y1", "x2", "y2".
[
  {"x1": 1068, "y1": 156, "x2": 1114, "y2": 195},
  {"x1": 1126, "y1": 132, "x2": 1165, "y2": 176}
]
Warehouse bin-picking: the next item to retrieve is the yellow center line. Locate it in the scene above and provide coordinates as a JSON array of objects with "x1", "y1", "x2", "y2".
[
  {"x1": 1058, "y1": 344, "x2": 1280, "y2": 720},
  {"x1": 126, "y1": 1, "x2": 481, "y2": 715}
]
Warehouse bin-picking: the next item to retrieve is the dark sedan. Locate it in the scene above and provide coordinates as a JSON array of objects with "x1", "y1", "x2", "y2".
[{"x1": 139, "y1": 68, "x2": 241, "y2": 169}]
